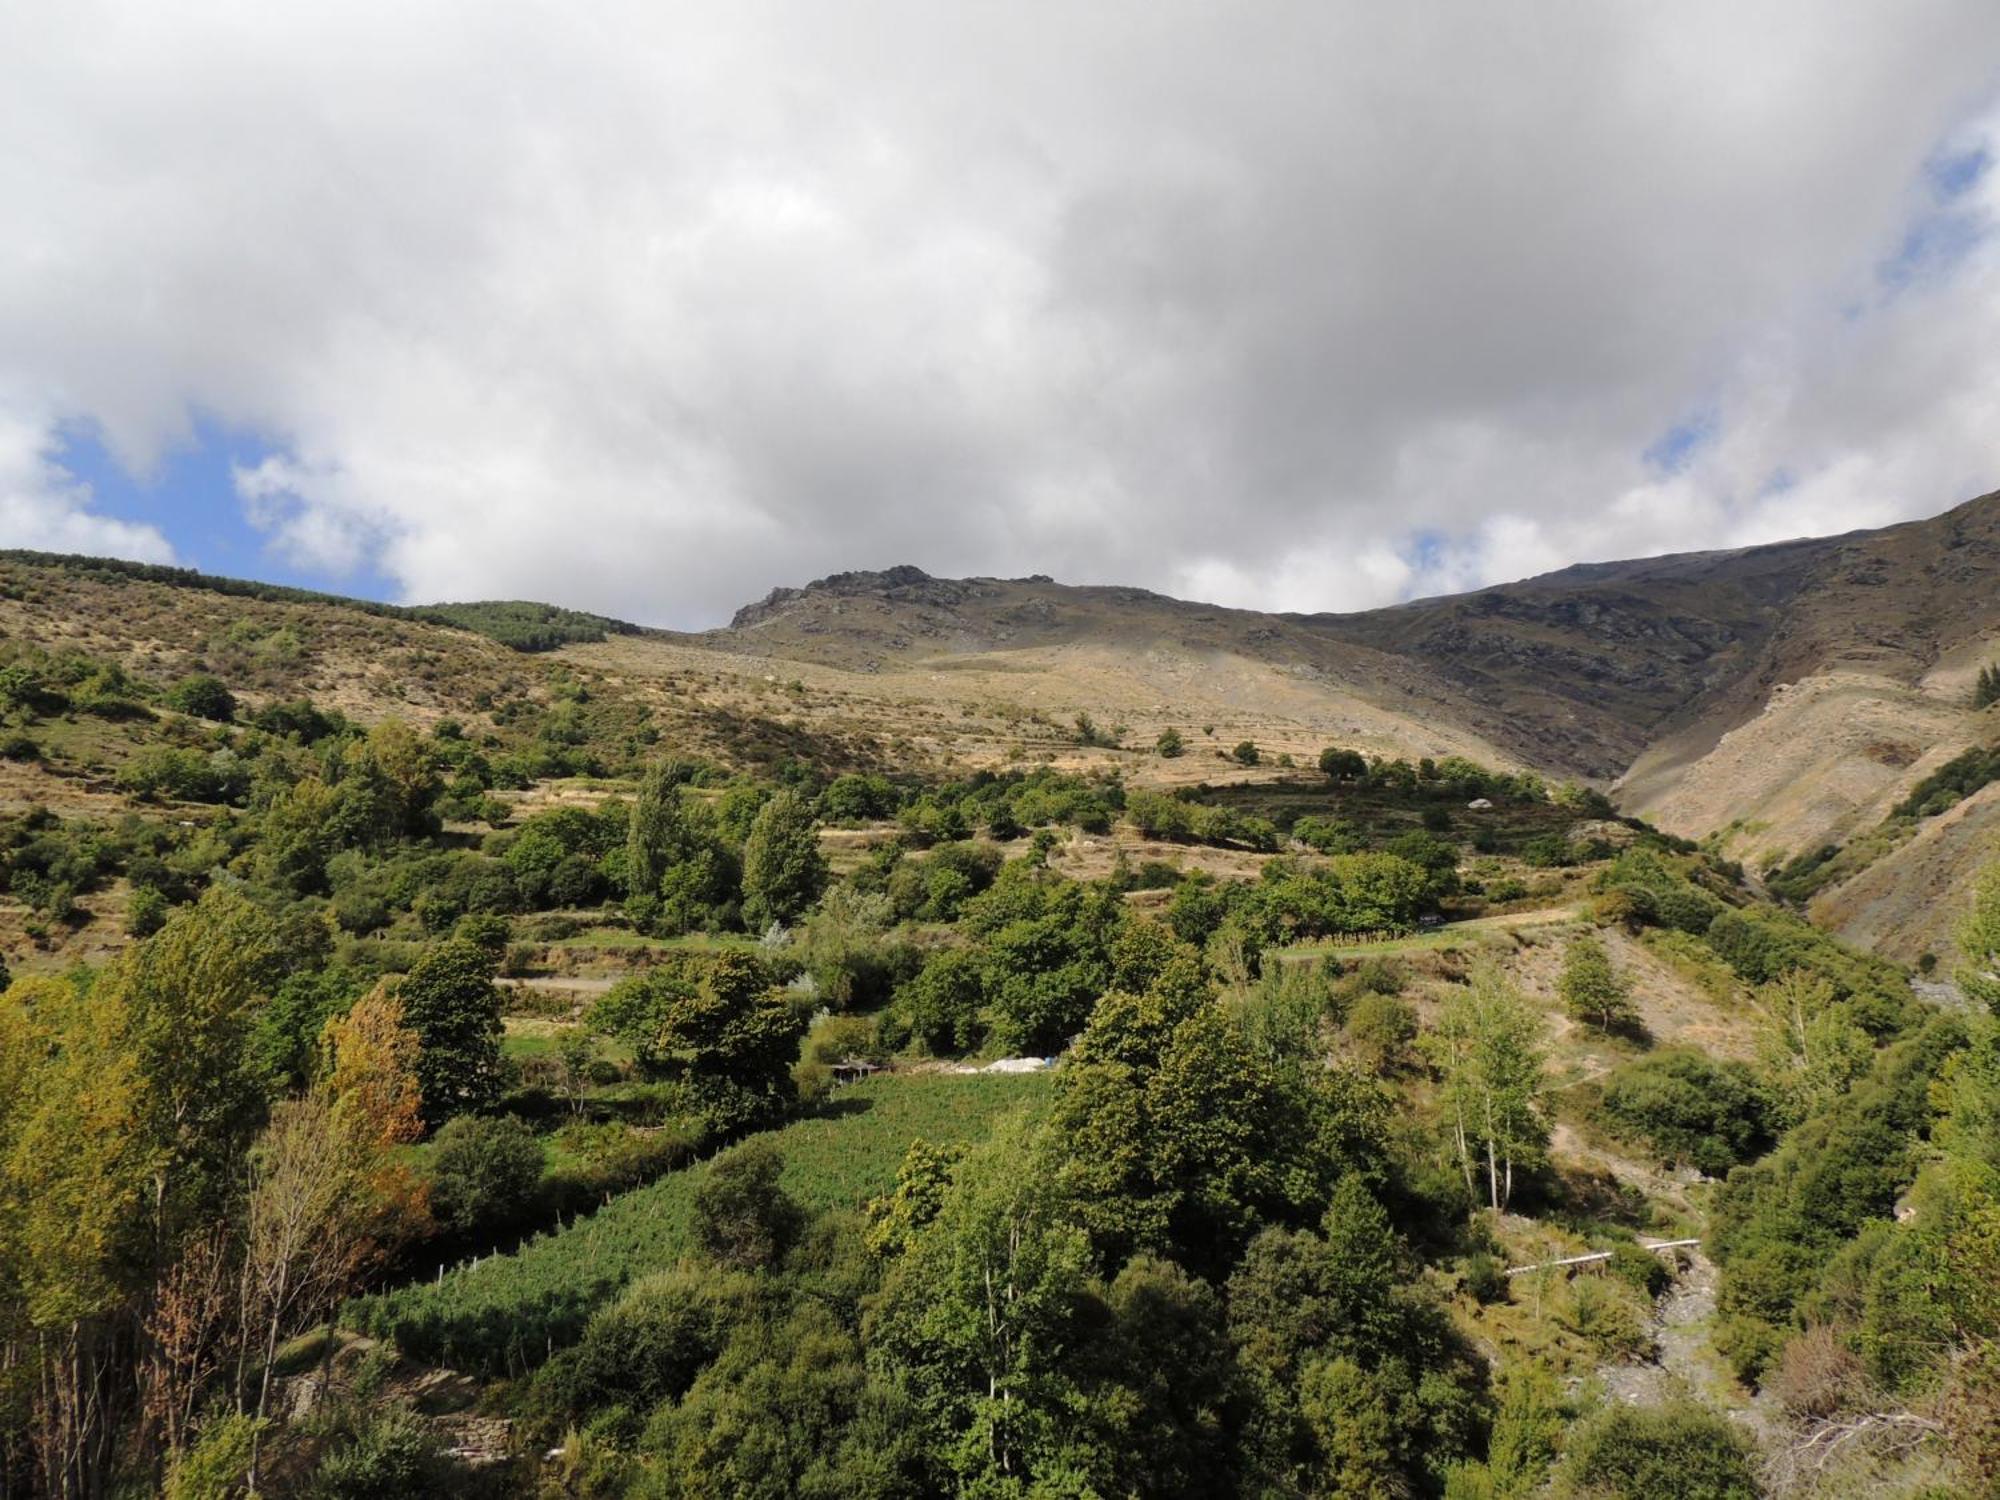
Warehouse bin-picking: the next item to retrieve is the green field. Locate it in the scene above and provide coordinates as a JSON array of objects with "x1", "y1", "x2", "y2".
[{"x1": 347, "y1": 1071, "x2": 1050, "y2": 1374}]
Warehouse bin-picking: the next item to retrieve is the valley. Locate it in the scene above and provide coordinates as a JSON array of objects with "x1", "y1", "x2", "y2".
[{"x1": 1, "y1": 496, "x2": 1998, "y2": 1496}]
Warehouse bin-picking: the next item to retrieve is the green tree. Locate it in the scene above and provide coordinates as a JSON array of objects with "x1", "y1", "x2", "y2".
[
  {"x1": 1319, "y1": 747, "x2": 1368, "y2": 781},
  {"x1": 899, "y1": 950, "x2": 988, "y2": 1055},
  {"x1": 1754, "y1": 970, "x2": 1871, "y2": 1126},
  {"x1": 1233, "y1": 741, "x2": 1261, "y2": 766},
  {"x1": 1427, "y1": 967, "x2": 1548, "y2": 1212},
  {"x1": 741, "y1": 790, "x2": 829, "y2": 931},
  {"x1": 100, "y1": 885, "x2": 290, "y2": 1234},
  {"x1": 1558, "y1": 933, "x2": 1636, "y2": 1032},
  {"x1": 427, "y1": 1115, "x2": 545, "y2": 1235},
  {"x1": 1973, "y1": 662, "x2": 2000, "y2": 710},
  {"x1": 397, "y1": 939, "x2": 504, "y2": 1127},
  {"x1": 595, "y1": 953, "x2": 805, "y2": 1131},
  {"x1": 1487, "y1": 1363, "x2": 1563, "y2": 1497},
  {"x1": 1156, "y1": 727, "x2": 1185, "y2": 758},
  {"x1": 626, "y1": 757, "x2": 694, "y2": 900},
  {"x1": 692, "y1": 1139, "x2": 803, "y2": 1271},
  {"x1": 868, "y1": 1120, "x2": 1096, "y2": 1490},
  {"x1": 1960, "y1": 857, "x2": 2000, "y2": 1015},
  {"x1": 165, "y1": 674, "x2": 235, "y2": 721}
]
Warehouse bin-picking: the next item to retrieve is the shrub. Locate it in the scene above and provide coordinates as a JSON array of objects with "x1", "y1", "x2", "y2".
[
  {"x1": 1232, "y1": 741, "x2": 1260, "y2": 766},
  {"x1": 1345, "y1": 992, "x2": 1416, "y2": 1074},
  {"x1": 126, "y1": 884, "x2": 170, "y2": 938},
  {"x1": 1608, "y1": 1240, "x2": 1671, "y2": 1298},
  {"x1": 164, "y1": 673, "x2": 236, "y2": 721},
  {"x1": 529, "y1": 1266, "x2": 755, "y2": 1429},
  {"x1": 1771, "y1": 1324, "x2": 1869, "y2": 1419},
  {"x1": 691, "y1": 1139, "x2": 802, "y2": 1271},
  {"x1": 1462, "y1": 1252, "x2": 1508, "y2": 1305},
  {"x1": 1600, "y1": 1049, "x2": 1771, "y2": 1176},
  {"x1": 428, "y1": 1114, "x2": 546, "y2": 1235},
  {"x1": 1156, "y1": 727, "x2": 1184, "y2": 758},
  {"x1": 164, "y1": 1414, "x2": 267, "y2": 1500},
  {"x1": 805, "y1": 1013, "x2": 885, "y2": 1066},
  {"x1": 305, "y1": 1404, "x2": 449, "y2": 1498},
  {"x1": 1552, "y1": 1401, "x2": 1756, "y2": 1499}
]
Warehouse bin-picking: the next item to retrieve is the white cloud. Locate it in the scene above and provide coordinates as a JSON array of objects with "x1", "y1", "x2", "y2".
[
  {"x1": 3, "y1": 2, "x2": 2000, "y2": 623},
  {"x1": 0, "y1": 403, "x2": 174, "y2": 561}
]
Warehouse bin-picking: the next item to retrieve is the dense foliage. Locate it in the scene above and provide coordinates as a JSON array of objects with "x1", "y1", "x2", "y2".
[{"x1": 1, "y1": 617, "x2": 1988, "y2": 1495}]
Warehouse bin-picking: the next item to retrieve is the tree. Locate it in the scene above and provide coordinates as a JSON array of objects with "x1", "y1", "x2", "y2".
[
  {"x1": 1427, "y1": 968, "x2": 1548, "y2": 1212},
  {"x1": 1960, "y1": 857, "x2": 2000, "y2": 1015},
  {"x1": 1754, "y1": 970, "x2": 1870, "y2": 1126},
  {"x1": 868, "y1": 1120, "x2": 1096, "y2": 1490},
  {"x1": 593, "y1": 953, "x2": 805, "y2": 1131},
  {"x1": 0, "y1": 975, "x2": 160, "y2": 1497},
  {"x1": 1974, "y1": 663, "x2": 2000, "y2": 710},
  {"x1": 1232, "y1": 741, "x2": 1261, "y2": 766},
  {"x1": 1558, "y1": 933, "x2": 1636, "y2": 1032},
  {"x1": 1156, "y1": 727, "x2": 1185, "y2": 759},
  {"x1": 99, "y1": 885, "x2": 289, "y2": 1238},
  {"x1": 741, "y1": 790, "x2": 829, "y2": 931},
  {"x1": 427, "y1": 1116, "x2": 544, "y2": 1236},
  {"x1": 322, "y1": 988, "x2": 425, "y2": 1149},
  {"x1": 900, "y1": 949, "x2": 988, "y2": 1055},
  {"x1": 165, "y1": 674, "x2": 235, "y2": 722},
  {"x1": 338, "y1": 718, "x2": 442, "y2": 840},
  {"x1": 691, "y1": 1139, "x2": 803, "y2": 1270},
  {"x1": 396, "y1": 939, "x2": 504, "y2": 1127},
  {"x1": 1319, "y1": 747, "x2": 1368, "y2": 782},
  {"x1": 625, "y1": 760, "x2": 741, "y2": 934},
  {"x1": 625, "y1": 757, "x2": 700, "y2": 900},
  {"x1": 240, "y1": 1091, "x2": 425, "y2": 1442}
]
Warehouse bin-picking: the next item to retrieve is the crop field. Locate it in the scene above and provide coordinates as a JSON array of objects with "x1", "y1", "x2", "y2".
[{"x1": 348, "y1": 1071, "x2": 1050, "y2": 1373}]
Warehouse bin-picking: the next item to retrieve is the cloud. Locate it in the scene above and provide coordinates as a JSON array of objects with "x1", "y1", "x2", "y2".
[
  {"x1": 3, "y1": 2, "x2": 2000, "y2": 624},
  {"x1": 0, "y1": 403, "x2": 174, "y2": 561}
]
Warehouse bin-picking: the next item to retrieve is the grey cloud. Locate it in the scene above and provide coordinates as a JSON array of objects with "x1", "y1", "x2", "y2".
[{"x1": 3, "y1": 1, "x2": 2000, "y2": 625}]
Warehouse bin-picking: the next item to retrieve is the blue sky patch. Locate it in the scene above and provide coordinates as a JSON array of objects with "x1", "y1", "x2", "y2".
[
  {"x1": 1642, "y1": 409, "x2": 1717, "y2": 476},
  {"x1": 48, "y1": 419, "x2": 397, "y2": 600}
]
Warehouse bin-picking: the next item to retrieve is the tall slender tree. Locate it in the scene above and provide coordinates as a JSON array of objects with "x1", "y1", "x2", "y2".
[{"x1": 1427, "y1": 967, "x2": 1548, "y2": 1212}]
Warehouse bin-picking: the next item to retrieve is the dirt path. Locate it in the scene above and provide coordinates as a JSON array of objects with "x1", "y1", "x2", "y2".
[{"x1": 497, "y1": 974, "x2": 619, "y2": 997}]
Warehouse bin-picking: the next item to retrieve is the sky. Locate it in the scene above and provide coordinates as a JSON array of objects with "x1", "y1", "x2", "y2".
[{"x1": 5, "y1": 4, "x2": 2000, "y2": 629}]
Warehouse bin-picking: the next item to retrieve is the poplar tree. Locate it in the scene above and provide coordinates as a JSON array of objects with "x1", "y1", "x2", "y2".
[{"x1": 1428, "y1": 967, "x2": 1548, "y2": 1212}]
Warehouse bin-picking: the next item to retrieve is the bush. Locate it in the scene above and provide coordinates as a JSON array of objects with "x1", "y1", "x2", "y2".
[
  {"x1": 1600, "y1": 1049, "x2": 1771, "y2": 1176},
  {"x1": 1231, "y1": 741, "x2": 1260, "y2": 766},
  {"x1": 1608, "y1": 1240, "x2": 1671, "y2": 1298},
  {"x1": 1771, "y1": 1324, "x2": 1869, "y2": 1419},
  {"x1": 691, "y1": 1139, "x2": 802, "y2": 1271},
  {"x1": 165, "y1": 1414, "x2": 267, "y2": 1500},
  {"x1": 529, "y1": 1266, "x2": 755, "y2": 1428},
  {"x1": 1345, "y1": 992, "x2": 1416, "y2": 1074},
  {"x1": 805, "y1": 1013, "x2": 884, "y2": 1066},
  {"x1": 0, "y1": 732, "x2": 38, "y2": 762},
  {"x1": 1552, "y1": 1401, "x2": 1756, "y2": 1499},
  {"x1": 428, "y1": 1114, "x2": 546, "y2": 1235},
  {"x1": 306, "y1": 1404, "x2": 450, "y2": 1498},
  {"x1": 1462, "y1": 1252, "x2": 1508, "y2": 1305},
  {"x1": 165, "y1": 673, "x2": 236, "y2": 721}
]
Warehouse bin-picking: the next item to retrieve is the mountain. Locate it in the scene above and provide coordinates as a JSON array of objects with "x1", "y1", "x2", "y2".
[
  {"x1": 4, "y1": 489, "x2": 1997, "y2": 957},
  {"x1": 683, "y1": 490, "x2": 2000, "y2": 954}
]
